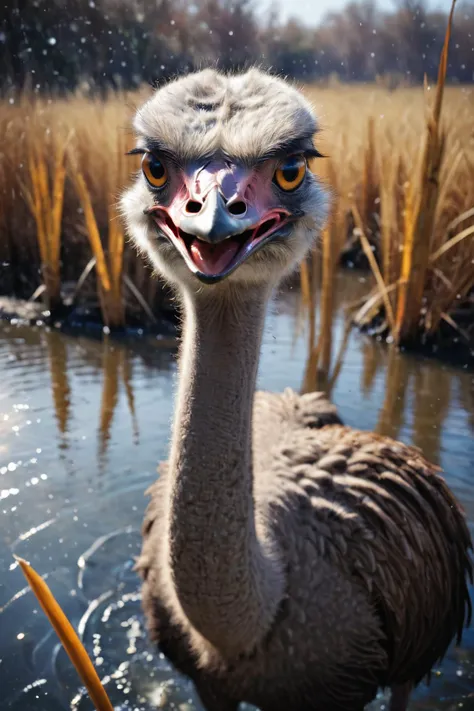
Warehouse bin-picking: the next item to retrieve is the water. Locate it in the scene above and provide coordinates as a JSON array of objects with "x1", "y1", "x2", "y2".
[{"x1": 0, "y1": 273, "x2": 473, "y2": 711}]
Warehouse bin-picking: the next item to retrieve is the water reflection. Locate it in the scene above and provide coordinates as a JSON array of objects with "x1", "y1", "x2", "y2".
[
  {"x1": 375, "y1": 347, "x2": 411, "y2": 441},
  {"x1": 361, "y1": 340, "x2": 385, "y2": 396},
  {"x1": 46, "y1": 332, "x2": 71, "y2": 438},
  {"x1": 411, "y1": 365, "x2": 452, "y2": 466},
  {"x1": 0, "y1": 272, "x2": 473, "y2": 711},
  {"x1": 99, "y1": 340, "x2": 138, "y2": 461}
]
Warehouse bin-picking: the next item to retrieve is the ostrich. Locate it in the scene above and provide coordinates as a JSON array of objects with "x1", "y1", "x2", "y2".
[{"x1": 121, "y1": 68, "x2": 472, "y2": 711}]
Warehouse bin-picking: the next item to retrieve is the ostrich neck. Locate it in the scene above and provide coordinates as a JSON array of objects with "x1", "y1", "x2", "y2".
[{"x1": 166, "y1": 285, "x2": 284, "y2": 656}]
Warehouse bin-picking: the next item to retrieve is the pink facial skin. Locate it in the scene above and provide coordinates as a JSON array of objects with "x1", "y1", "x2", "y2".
[
  {"x1": 147, "y1": 159, "x2": 292, "y2": 280},
  {"x1": 167, "y1": 159, "x2": 280, "y2": 229}
]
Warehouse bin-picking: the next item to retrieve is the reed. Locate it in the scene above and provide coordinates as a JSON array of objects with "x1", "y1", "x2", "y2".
[
  {"x1": 70, "y1": 133, "x2": 126, "y2": 328},
  {"x1": 0, "y1": 45, "x2": 472, "y2": 345},
  {"x1": 393, "y1": 0, "x2": 454, "y2": 343},
  {"x1": 348, "y1": 0, "x2": 474, "y2": 347},
  {"x1": 21, "y1": 133, "x2": 68, "y2": 310},
  {"x1": 300, "y1": 158, "x2": 349, "y2": 393},
  {"x1": 0, "y1": 90, "x2": 167, "y2": 324},
  {"x1": 15, "y1": 556, "x2": 114, "y2": 711}
]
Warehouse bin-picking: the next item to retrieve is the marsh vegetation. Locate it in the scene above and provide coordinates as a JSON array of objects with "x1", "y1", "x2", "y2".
[{"x1": 0, "y1": 0, "x2": 473, "y2": 363}]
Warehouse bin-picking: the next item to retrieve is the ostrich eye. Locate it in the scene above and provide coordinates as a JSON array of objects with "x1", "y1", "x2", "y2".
[
  {"x1": 142, "y1": 153, "x2": 168, "y2": 189},
  {"x1": 274, "y1": 156, "x2": 306, "y2": 192}
]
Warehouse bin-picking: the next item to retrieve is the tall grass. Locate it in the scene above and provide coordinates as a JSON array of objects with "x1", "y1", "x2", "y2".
[
  {"x1": 22, "y1": 134, "x2": 68, "y2": 310},
  {"x1": 393, "y1": 0, "x2": 455, "y2": 343},
  {"x1": 321, "y1": 0, "x2": 474, "y2": 347},
  {"x1": 72, "y1": 159, "x2": 125, "y2": 328},
  {"x1": 0, "y1": 90, "x2": 166, "y2": 326},
  {"x1": 0, "y1": 28, "x2": 472, "y2": 345}
]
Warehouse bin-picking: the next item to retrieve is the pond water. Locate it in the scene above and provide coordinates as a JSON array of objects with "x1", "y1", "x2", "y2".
[{"x1": 0, "y1": 272, "x2": 473, "y2": 711}]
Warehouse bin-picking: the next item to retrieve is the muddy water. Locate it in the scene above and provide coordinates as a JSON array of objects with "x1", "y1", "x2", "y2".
[{"x1": 0, "y1": 272, "x2": 473, "y2": 711}]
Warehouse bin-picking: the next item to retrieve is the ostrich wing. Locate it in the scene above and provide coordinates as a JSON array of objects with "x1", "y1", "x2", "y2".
[{"x1": 252, "y1": 389, "x2": 472, "y2": 686}]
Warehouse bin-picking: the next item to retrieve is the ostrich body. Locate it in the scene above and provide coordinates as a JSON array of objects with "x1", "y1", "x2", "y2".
[{"x1": 121, "y1": 69, "x2": 472, "y2": 711}]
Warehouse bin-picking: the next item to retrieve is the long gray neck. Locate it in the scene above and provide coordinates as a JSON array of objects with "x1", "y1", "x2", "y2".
[{"x1": 165, "y1": 284, "x2": 284, "y2": 657}]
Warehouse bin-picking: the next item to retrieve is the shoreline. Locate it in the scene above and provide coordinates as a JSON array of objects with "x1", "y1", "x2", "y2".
[{"x1": 1, "y1": 290, "x2": 473, "y2": 373}]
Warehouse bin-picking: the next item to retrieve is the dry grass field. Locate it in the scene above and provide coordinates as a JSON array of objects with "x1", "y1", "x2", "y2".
[
  {"x1": 0, "y1": 69, "x2": 473, "y2": 343},
  {"x1": 310, "y1": 81, "x2": 474, "y2": 336}
]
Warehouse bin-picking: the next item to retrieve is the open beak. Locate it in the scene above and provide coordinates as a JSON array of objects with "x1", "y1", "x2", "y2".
[{"x1": 146, "y1": 188, "x2": 291, "y2": 284}]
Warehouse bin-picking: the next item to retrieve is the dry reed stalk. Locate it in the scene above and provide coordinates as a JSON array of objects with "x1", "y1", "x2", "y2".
[
  {"x1": 300, "y1": 348, "x2": 322, "y2": 395},
  {"x1": 378, "y1": 147, "x2": 405, "y2": 311},
  {"x1": 107, "y1": 202, "x2": 125, "y2": 326},
  {"x1": 352, "y1": 204, "x2": 395, "y2": 331},
  {"x1": 318, "y1": 226, "x2": 334, "y2": 376},
  {"x1": 360, "y1": 116, "x2": 378, "y2": 236},
  {"x1": 393, "y1": 178, "x2": 414, "y2": 338},
  {"x1": 1, "y1": 77, "x2": 472, "y2": 334},
  {"x1": 393, "y1": 0, "x2": 456, "y2": 343},
  {"x1": 428, "y1": 261, "x2": 474, "y2": 334},
  {"x1": 300, "y1": 151, "x2": 355, "y2": 394},
  {"x1": 15, "y1": 556, "x2": 114, "y2": 711},
  {"x1": 327, "y1": 318, "x2": 352, "y2": 394},
  {"x1": 299, "y1": 259, "x2": 312, "y2": 311},
  {"x1": 299, "y1": 254, "x2": 320, "y2": 394},
  {"x1": 379, "y1": 153, "x2": 395, "y2": 287},
  {"x1": 425, "y1": 212, "x2": 474, "y2": 333},
  {"x1": 107, "y1": 132, "x2": 127, "y2": 318},
  {"x1": 22, "y1": 135, "x2": 68, "y2": 309},
  {"x1": 71, "y1": 152, "x2": 125, "y2": 328},
  {"x1": 301, "y1": 159, "x2": 349, "y2": 392}
]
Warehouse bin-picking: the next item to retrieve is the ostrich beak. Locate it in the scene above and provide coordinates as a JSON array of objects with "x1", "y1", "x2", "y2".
[{"x1": 147, "y1": 187, "x2": 291, "y2": 284}]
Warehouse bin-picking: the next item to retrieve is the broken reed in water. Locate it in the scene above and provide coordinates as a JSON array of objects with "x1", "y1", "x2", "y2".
[{"x1": 15, "y1": 556, "x2": 114, "y2": 711}]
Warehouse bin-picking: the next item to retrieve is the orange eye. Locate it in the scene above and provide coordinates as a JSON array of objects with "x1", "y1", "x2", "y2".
[
  {"x1": 274, "y1": 156, "x2": 306, "y2": 191},
  {"x1": 142, "y1": 153, "x2": 168, "y2": 189}
]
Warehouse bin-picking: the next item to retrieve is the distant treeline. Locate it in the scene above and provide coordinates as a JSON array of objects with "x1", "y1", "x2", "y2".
[{"x1": 1, "y1": 0, "x2": 473, "y2": 93}]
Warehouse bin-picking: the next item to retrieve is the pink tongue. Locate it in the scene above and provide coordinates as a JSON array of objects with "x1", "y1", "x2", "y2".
[{"x1": 190, "y1": 238, "x2": 241, "y2": 275}]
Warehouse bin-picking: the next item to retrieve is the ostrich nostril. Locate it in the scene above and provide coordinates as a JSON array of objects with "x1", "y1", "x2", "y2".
[
  {"x1": 185, "y1": 200, "x2": 203, "y2": 214},
  {"x1": 227, "y1": 201, "x2": 247, "y2": 216}
]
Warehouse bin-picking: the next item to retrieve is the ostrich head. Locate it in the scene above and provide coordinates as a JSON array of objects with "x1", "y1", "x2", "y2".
[{"x1": 121, "y1": 68, "x2": 328, "y2": 291}]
